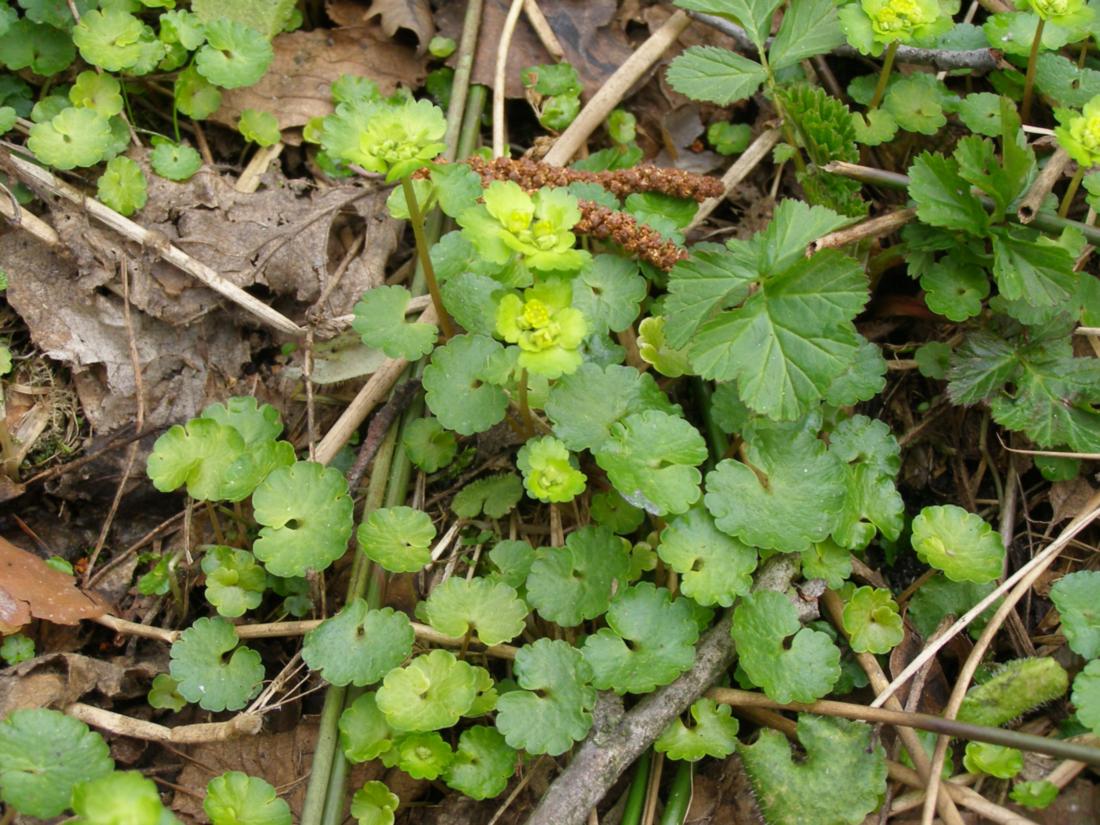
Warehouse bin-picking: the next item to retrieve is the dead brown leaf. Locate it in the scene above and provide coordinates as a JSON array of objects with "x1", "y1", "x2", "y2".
[
  {"x1": 435, "y1": 0, "x2": 633, "y2": 99},
  {"x1": 212, "y1": 25, "x2": 429, "y2": 135},
  {"x1": 0, "y1": 536, "x2": 105, "y2": 634},
  {"x1": 365, "y1": 0, "x2": 434, "y2": 53},
  {"x1": 0, "y1": 652, "x2": 156, "y2": 720},
  {"x1": 1050, "y1": 477, "x2": 1097, "y2": 525}
]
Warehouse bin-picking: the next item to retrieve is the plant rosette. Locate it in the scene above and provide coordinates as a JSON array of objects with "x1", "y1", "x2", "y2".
[
  {"x1": 517, "y1": 436, "x2": 587, "y2": 503},
  {"x1": 840, "y1": 0, "x2": 959, "y2": 54},
  {"x1": 321, "y1": 97, "x2": 446, "y2": 182},
  {"x1": 1022, "y1": 0, "x2": 1094, "y2": 27},
  {"x1": 1055, "y1": 96, "x2": 1100, "y2": 169},
  {"x1": 495, "y1": 280, "x2": 588, "y2": 378}
]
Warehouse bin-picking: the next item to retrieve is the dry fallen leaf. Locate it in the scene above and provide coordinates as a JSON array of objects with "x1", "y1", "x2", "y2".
[
  {"x1": 364, "y1": 0, "x2": 434, "y2": 53},
  {"x1": 0, "y1": 536, "x2": 105, "y2": 634},
  {"x1": 213, "y1": 25, "x2": 429, "y2": 135}
]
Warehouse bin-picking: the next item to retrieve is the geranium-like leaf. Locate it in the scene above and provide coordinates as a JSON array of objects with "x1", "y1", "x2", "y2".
[
  {"x1": 990, "y1": 225, "x2": 1077, "y2": 309},
  {"x1": 739, "y1": 715, "x2": 887, "y2": 825},
  {"x1": 830, "y1": 415, "x2": 904, "y2": 549},
  {"x1": 339, "y1": 692, "x2": 393, "y2": 763},
  {"x1": 732, "y1": 590, "x2": 840, "y2": 703},
  {"x1": 148, "y1": 673, "x2": 187, "y2": 712},
  {"x1": 494, "y1": 638, "x2": 596, "y2": 756},
  {"x1": 451, "y1": 473, "x2": 523, "y2": 518},
  {"x1": 655, "y1": 697, "x2": 740, "y2": 762},
  {"x1": 150, "y1": 140, "x2": 202, "y2": 181},
  {"x1": 402, "y1": 417, "x2": 457, "y2": 473},
  {"x1": 908, "y1": 151, "x2": 989, "y2": 235},
  {"x1": 443, "y1": 725, "x2": 516, "y2": 800},
  {"x1": 705, "y1": 416, "x2": 846, "y2": 554},
  {"x1": 195, "y1": 18, "x2": 273, "y2": 89},
  {"x1": 169, "y1": 617, "x2": 264, "y2": 711},
  {"x1": 657, "y1": 506, "x2": 757, "y2": 607},
  {"x1": 545, "y1": 363, "x2": 678, "y2": 452},
  {"x1": 0, "y1": 708, "x2": 113, "y2": 818},
  {"x1": 594, "y1": 410, "x2": 706, "y2": 516},
  {"x1": 352, "y1": 285, "x2": 438, "y2": 360},
  {"x1": 525, "y1": 525, "x2": 630, "y2": 627},
  {"x1": 1050, "y1": 570, "x2": 1100, "y2": 659},
  {"x1": 201, "y1": 545, "x2": 267, "y2": 618},
  {"x1": 204, "y1": 772, "x2": 291, "y2": 825},
  {"x1": 665, "y1": 45, "x2": 768, "y2": 105},
  {"x1": 416, "y1": 577, "x2": 527, "y2": 646},
  {"x1": 911, "y1": 504, "x2": 1004, "y2": 583},
  {"x1": 302, "y1": 600, "x2": 414, "y2": 686},
  {"x1": 357, "y1": 505, "x2": 435, "y2": 573},
  {"x1": 582, "y1": 582, "x2": 702, "y2": 694},
  {"x1": 252, "y1": 461, "x2": 354, "y2": 577},
  {"x1": 350, "y1": 781, "x2": 398, "y2": 825},
  {"x1": 376, "y1": 649, "x2": 479, "y2": 732},
  {"x1": 423, "y1": 334, "x2": 510, "y2": 436},
  {"x1": 841, "y1": 586, "x2": 903, "y2": 654}
]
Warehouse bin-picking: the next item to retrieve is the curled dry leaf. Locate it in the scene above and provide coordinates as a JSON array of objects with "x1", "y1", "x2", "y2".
[{"x1": 0, "y1": 536, "x2": 105, "y2": 634}]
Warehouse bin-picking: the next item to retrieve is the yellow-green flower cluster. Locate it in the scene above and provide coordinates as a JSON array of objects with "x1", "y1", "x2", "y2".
[
  {"x1": 839, "y1": 0, "x2": 958, "y2": 54},
  {"x1": 1024, "y1": 0, "x2": 1093, "y2": 26},
  {"x1": 495, "y1": 280, "x2": 588, "y2": 379},
  {"x1": 517, "y1": 436, "x2": 587, "y2": 503},
  {"x1": 320, "y1": 97, "x2": 446, "y2": 181},
  {"x1": 1055, "y1": 96, "x2": 1100, "y2": 168}
]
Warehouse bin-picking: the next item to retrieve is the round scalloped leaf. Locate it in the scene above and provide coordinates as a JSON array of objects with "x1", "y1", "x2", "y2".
[
  {"x1": 150, "y1": 140, "x2": 202, "y2": 181},
  {"x1": 201, "y1": 396, "x2": 283, "y2": 447},
  {"x1": 252, "y1": 461, "x2": 354, "y2": 577},
  {"x1": 517, "y1": 435, "x2": 586, "y2": 503},
  {"x1": 572, "y1": 254, "x2": 647, "y2": 333},
  {"x1": 739, "y1": 715, "x2": 887, "y2": 825},
  {"x1": 148, "y1": 673, "x2": 187, "y2": 712},
  {"x1": 97, "y1": 156, "x2": 147, "y2": 217},
  {"x1": 1073, "y1": 660, "x2": 1100, "y2": 735},
  {"x1": 545, "y1": 362, "x2": 679, "y2": 452},
  {"x1": 340, "y1": 692, "x2": 393, "y2": 763},
  {"x1": 0, "y1": 708, "x2": 114, "y2": 817},
  {"x1": 911, "y1": 504, "x2": 1005, "y2": 583},
  {"x1": 494, "y1": 638, "x2": 596, "y2": 756},
  {"x1": 28, "y1": 107, "x2": 110, "y2": 170},
  {"x1": 594, "y1": 410, "x2": 706, "y2": 516},
  {"x1": 352, "y1": 285, "x2": 438, "y2": 360},
  {"x1": 732, "y1": 590, "x2": 841, "y2": 704},
  {"x1": 72, "y1": 9, "x2": 147, "y2": 71},
  {"x1": 582, "y1": 582, "x2": 701, "y2": 694},
  {"x1": 205, "y1": 771, "x2": 290, "y2": 825},
  {"x1": 381, "y1": 732, "x2": 453, "y2": 780},
  {"x1": 1011, "y1": 779, "x2": 1060, "y2": 809},
  {"x1": 169, "y1": 617, "x2": 264, "y2": 711},
  {"x1": 589, "y1": 490, "x2": 645, "y2": 535},
  {"x1": 402, "y1": 417, "x2": 457, "y2": 473},
  {"x1": 963, "y1": 741, "x2": 1023, "y2": 778},
  {"x1": 423, "y1": 334, "x2": 510, "y2": 436},
  {"x1": 238, "y1": 108, "x2": 280, "y2": 147},
  {"x1": 302, "y1": 600, "x2": 414, "y2": 687},
  {"x1": 657, "y1": 506, "x2": 757, "y2": 607},
  {"x1": 444, "y1": 725, "x2": 516, "y2": 800},
  {"x1": 0, "y1": 19, "x2": 74, "y2": 76},
  {"x1": 525, "y1": 525, "x2": 630, "y2": 627},
  {"x1": 487, "y1": 539, "x2": 535, "y2": 588},
  {"x1": 357, "y1": 505, "x2": 435, "y2": 573},
  {"x1": 800, "y1": 539, "x2": 852, "y2": 589},
  {"x1": 451, "y1": 473, "x2": 523, "y2": 518},
  {"x1": 195, "y1": 18, "x2": 273, "y2": 89},
  {"x1": 376, "y1": 650, "x2": 479, "y2": 732},
  {"x1": 70, "y1": 70, "x2": 123, "y2": 117},
  {"x1": 841, "y1": 586, "x2": 903, "y2": 654},
  {"x1": 350, "y1": 780, "x2": 398, "y2": 825},
  {"x1": 655, "y1": 697, "x2": 740, "y2": 762},
  {"x1": 175, "y1": 64, "x2": 221, "y2": 118},
  {"x1": 1050, "y1": 570, "x2": 1100, "y2": 659},
  {"x1": 705, "y1": 416, "x2": 846, "y2": 554},
  {"x1": 201, "y1": 545, "x2": 267, "y2": 618},
  {"x1": 416, "y1": 577, "x2": 527, "y2": 646},
  {"x1": 465, "y1": 664, "x2": 499, "y2": 718},
  {"x1": 72, "y1": 771, "x2": 176, "y2": 825},
  {"x1": 146, "y1": 418, "x2": 253, "y2": 501}
]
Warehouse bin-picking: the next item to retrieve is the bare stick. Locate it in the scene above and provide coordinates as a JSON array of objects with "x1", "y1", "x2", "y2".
[
  {"x1": 235, "y1": 142, "x2": 285, "y2": 194},
  {"x1": 687, "y1": 128, "x2": 781, "y2": 230},
  {"x1": 542, "y1": 12, "x2": 691, "y2": 167},
  {"x1": 524, "y1": 0, "x2": 564, "y2": 61},
  {"x1": 2, "y1": 150, "x2": 303, "y2": 336},
  {"x1": 1018, "y1": 147, "x2": 1071, "y2": 223},
  {"x1": 67, "y1": 703, "x2": 261, "y2": 743},
  {"x1": 810, "y1": 207, "x2": 916, "y2": 253},
  {"x1": 493, "y1": 0, "x2": 527, "y2": 158},
  {"x1": 0, "y1": 188, "x2": 61, "y2": 246}
]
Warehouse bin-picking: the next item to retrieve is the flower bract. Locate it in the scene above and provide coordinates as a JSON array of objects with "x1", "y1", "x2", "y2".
[
  {"x1": 495, "y1": 280, "x2": 587, "y2": 378},
  {"x1": 840, "y1": 0, "x2": 958, "y2": 54},
  {"x1": 516, "y1": 436, "x2": 587, "y2": 503},
  {"x1": 1055, "y1": 96, "x2": 1100, "y2": 169},
  {"x1": 321, "y1": 97, "x2": 446, "y2": 181}
]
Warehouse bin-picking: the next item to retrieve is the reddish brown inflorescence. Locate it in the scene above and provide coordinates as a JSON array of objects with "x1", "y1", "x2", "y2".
[{"x1": 574, "y1": 201, "x2": 688, "y2": 271}]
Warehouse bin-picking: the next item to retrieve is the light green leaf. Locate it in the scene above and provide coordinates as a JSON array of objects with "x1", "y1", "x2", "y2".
[
  {"x1": 416, "y1": 577, "x2": 527, "y2": 646},
  {"x1": 302, "y1": 600, "x2": 414, "y2": 686},
  {"x1": 357, "y1": 506, "x2": 435, "y2": 574},
  {"x1": 423, "y1": 334, "x2": 510, "y2": 436},
  {"x1": 204, "y1": 772, "x2": 291, "y2": 825},
  {"x1": 376, "y1": 649, "x2": 479, "y2": 732},
  {"x1": 911, "y1": 504, "x2": 1005, "y2": 583},
  {"x1": 525, "y1": 525, "x2": 630, "y2": 627},
  {"x1": 665, "y1": 45, "x2": 768, "y2": 105},
  {"x1": 352, "y1": 285, "x2": 438, "y2": 360},
  {"x1": 655, "y1": 697, "x2": 740, "y2": 762},
  {"x1": 169, "y1": 617, "x2": 264, "y2": 711},
  {"x1": 657, "y1": 506, "x2": 757, "y2": 607},
  {"x1": 195, "y1": 18, "x2": 273, "y2": 89}
]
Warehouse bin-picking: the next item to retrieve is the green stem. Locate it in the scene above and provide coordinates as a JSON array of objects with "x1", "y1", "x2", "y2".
[
  {"x1": 298, "y1": 684, "x2": 347, "y2": 825},
  {"x1": 761, "y1": 53, "x2": 807, "y2": 175},
  {"x1": 869, "y1": 41, "x2": 899, "y2": 111},
  {"x1": 1059, "y1": 165, "x2": 1086, "y2": 218},
  {"x1": 620, "y1": 750, "x2": 653, "y2": 825},
  {"x1": 1021, "y1": 18, "x2": 1045, "y2": 124},
  {"x1": 517, "y1": 369, "x2": 534, "y2": 437},
  {"x1": 400, "y1": 176, "x2": 454, "y2": 339},
  {"x1": 658, "y1": 761, "x2": 694, "y2": 825}
]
